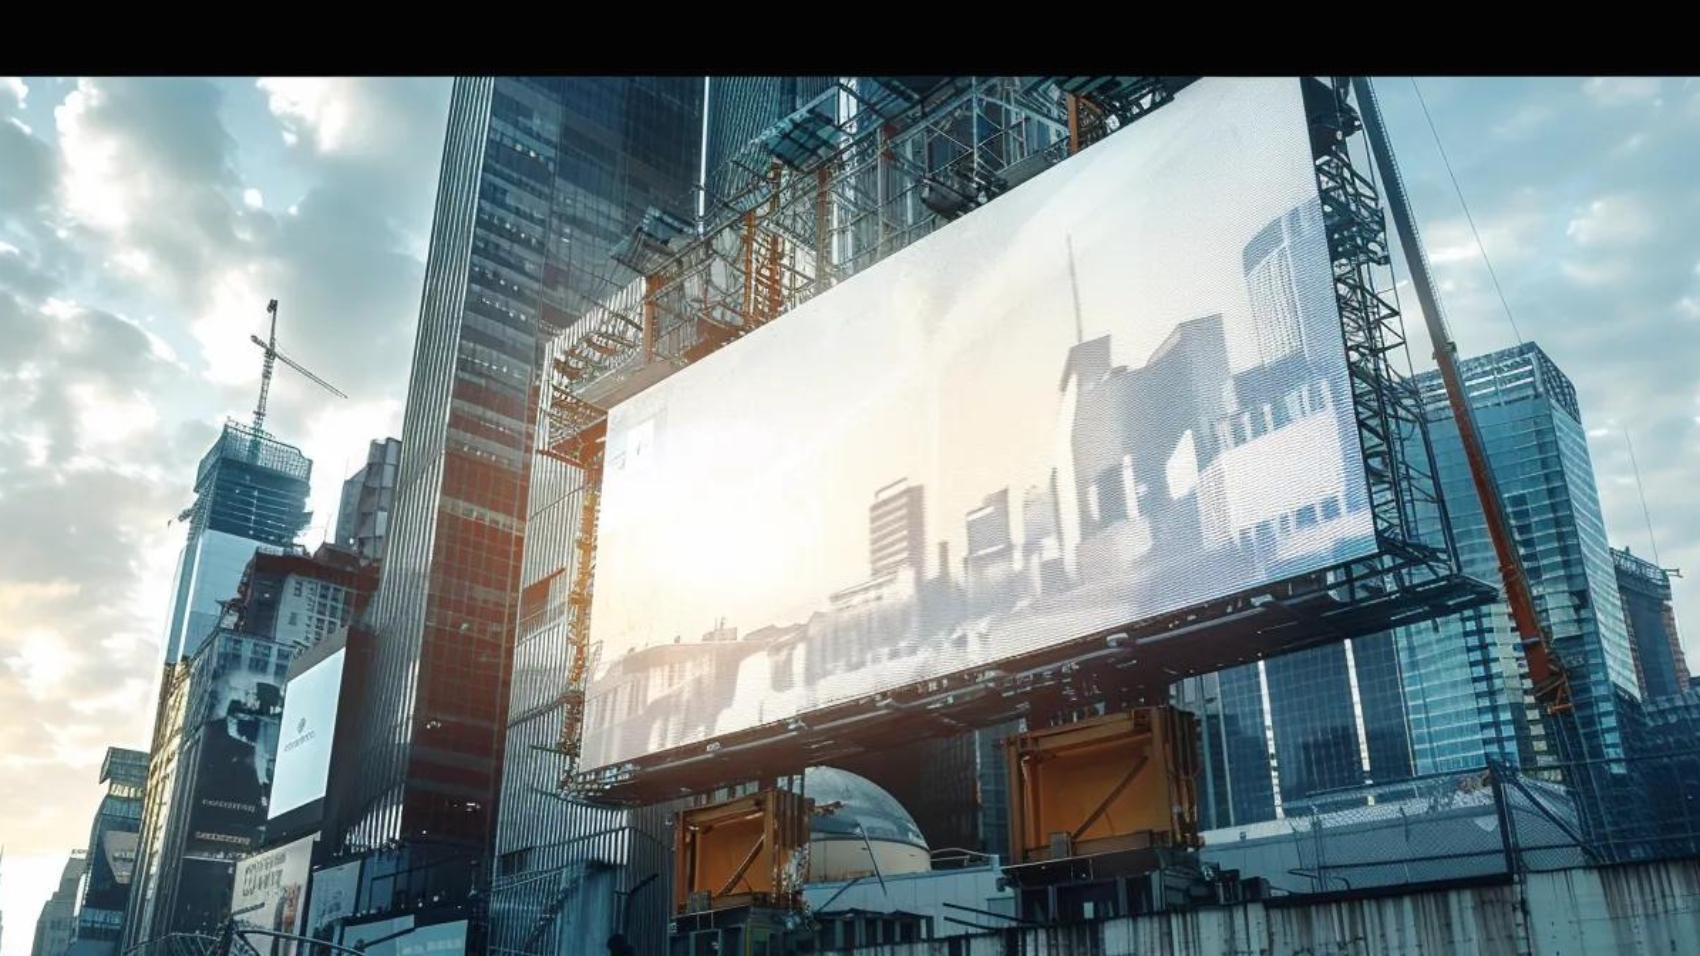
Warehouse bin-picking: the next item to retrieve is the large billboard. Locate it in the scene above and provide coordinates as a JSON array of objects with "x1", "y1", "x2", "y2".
[
  {"x1": 230, "y1": 834, "x2": 316, "y2": 956},
  {"x1": 582, "y1": 77, "x2": 1375, "y2": 771},
  {"x1": 304, "y1": 859, "x2": 362, "y2": 943},
  {"x1": 188, "y1": 632, "x2": 290, "y2": 855},
  {"x1": 270, "y1": 648, "x2": 346, "y2": 819}
]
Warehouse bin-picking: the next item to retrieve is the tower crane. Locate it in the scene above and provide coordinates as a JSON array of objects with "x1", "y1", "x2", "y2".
[
  {"x1": 250, "y1": 298, "x2": 348, "y2": 437},
  {"x1": 172, "y1": 299, "x2": 348, "y2": 528}
]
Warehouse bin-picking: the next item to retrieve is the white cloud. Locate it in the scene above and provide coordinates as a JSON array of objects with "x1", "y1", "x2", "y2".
[
  {"x1": 192, "y1": 265, "x2": 277, "y2": 386},
  {"x1": 5, "y1": 626, "x2": 77, "y2": 690},
  {"x1": 1583, "y1": 77, "x2": 1664, "y2": 107},
  {"x1": 1613, "y1": 132, "x2": 1648, "y2": 155},
  {"x1": 114, "y1": 248, "x2": 151, "y2": 275},
  {"x1": 1492, "y1": 103, "x2": 1556, "y2": 142},
  {"x1": 1565, "y1": 196, "x2": 1653, "y2": 248},
  {"x1": 257, "y1": 78, "x2": 355, "y2": 153},
  {"x1": 0, "y1": 76, "x2": 24, "y2": 111},
  {"x1": 68, "y1": 381, "x2": 159, "y2": 455},
  {"x1": 1560, "y1": 258, "x2": 1628, "y2": 288},
  {"x1": 41, "y1": 296, "x2": 78, "y2": 320},
  {"x1": 1681, "y1": 296, "x2": 1700, "y2": 320},
  {"x1": 243, "y1": 187, "x2": 264, "y2": 209},
  {"x1": 54, "y1": 82, "x2": 133, "y2": 232}
]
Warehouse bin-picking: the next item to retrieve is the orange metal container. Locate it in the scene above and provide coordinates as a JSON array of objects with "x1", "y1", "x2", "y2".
[
  {"x1": 673, "y1": 788, "x2": 812, "y2": 916},
  {"x1": 1005, "y1": 706, "x2": 1201, "y2": 865}
]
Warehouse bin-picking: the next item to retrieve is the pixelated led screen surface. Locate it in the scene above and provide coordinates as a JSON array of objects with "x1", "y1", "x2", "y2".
[{"x1": 582, "y1": 77, "x2": 1375, "y2": 771}]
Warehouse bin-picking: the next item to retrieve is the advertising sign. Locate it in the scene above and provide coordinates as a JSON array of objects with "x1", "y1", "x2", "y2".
[
  {"x1": 269, "y1": 648, "x2": 346, "y2": 818},
  {"x1": 230, "y1": 834, "x2": 316, "y2": 956},
  {"x1": 583, "y1": 77, "x2": 1374, "y2": 770},
  {"x1": 304, "y1": 858, "x2": 362, "y2": 942},
  {"x1": 188, "y1": 633, "x2": 289, "y2": 854}
]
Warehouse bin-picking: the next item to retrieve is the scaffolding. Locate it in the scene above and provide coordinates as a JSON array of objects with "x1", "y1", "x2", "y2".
[{"x1": 537, "y1": 76, "x2": 1484, "y2": 801}]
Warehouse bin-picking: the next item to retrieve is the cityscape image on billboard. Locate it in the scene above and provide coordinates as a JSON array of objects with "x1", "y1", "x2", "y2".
[{"x1": 582, "y1": 78, "x2": 1376, "y2": 771}]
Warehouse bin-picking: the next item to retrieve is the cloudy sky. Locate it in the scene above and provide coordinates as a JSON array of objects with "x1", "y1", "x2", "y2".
[{"x1": 1, "y1": 77, "x2": 1698, "y2": 946}]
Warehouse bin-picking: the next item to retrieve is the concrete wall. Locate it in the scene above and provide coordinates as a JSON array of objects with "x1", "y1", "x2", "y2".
[
  {"x1": 805, "y1": 865, "x2": 1013, "y2": 938},
  {"x1": 809, "y1": 858, "x2": 1700, "y2": 955}
]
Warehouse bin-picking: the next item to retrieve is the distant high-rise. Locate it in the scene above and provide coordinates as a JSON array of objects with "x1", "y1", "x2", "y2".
[
  {"x1": 1403, "y1": 343, "x2": 1637, "y2": 770},
  {"x1": 162, "y1": 421, "x2": 311, "y2": 662},
  {"x1": 338, "y1": 78, "x2": 703, "y2": 947},
  {"x1": 1176, "y1": 666, "x2": 1278, "y2": 828},
  {"x1": 1613, "y1": 546, "x2": 1689, "y2": 700},
  {"x1": 231, "y1": 545, "x2": 375, "y2": 651},
  {"x1": 65, "y1": 748, "x2": 147, "y2": 956},
  {"x1": 1179, "y1": 636, "x2": 1412, "y2": 830},
  {"x1": 870, "y1": 479, "x2": 927, "y2": 579},
  {"x1": 703, "y1": 77, "x2": 835, "y2": 203},
  {"x1": 31, "y1": 854, "x2": 86, "y2": 956},
  {"x1": 1188, "y1": 344, "x2": 1641, "y2": 826},
  {"x1": 334, "y1": 437, "x2": 400, "y2": 564}
]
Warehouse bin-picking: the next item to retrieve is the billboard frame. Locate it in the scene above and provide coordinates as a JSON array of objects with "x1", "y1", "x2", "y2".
[{"x1": 540, "y1": 76, "x2": 1492, "y2": 803}]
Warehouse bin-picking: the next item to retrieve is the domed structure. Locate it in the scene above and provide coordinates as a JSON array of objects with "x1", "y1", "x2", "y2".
[{"x1": 799, "y1": 766, "x2": 931, "y2": 882}]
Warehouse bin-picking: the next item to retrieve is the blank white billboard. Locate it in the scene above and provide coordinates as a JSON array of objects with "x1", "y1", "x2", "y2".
[
  {"x1": 582, "y1": 78, "x2": 1375, "y2": 771},
  {"x1": 268, "y1": 648, "x2": 345, "y2": 818}
]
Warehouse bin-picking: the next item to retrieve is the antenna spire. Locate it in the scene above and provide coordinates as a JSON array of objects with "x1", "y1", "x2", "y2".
[{"x1": 1066, "y1": 234, "x2": 1084, "y2": 344}]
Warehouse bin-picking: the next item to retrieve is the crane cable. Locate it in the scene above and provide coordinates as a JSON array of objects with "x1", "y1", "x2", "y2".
[{"x1": 1409, "y1": 77, "x2": 1524, "y2": 345}]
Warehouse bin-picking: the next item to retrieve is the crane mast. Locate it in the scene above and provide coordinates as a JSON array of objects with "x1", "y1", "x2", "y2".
[
  {"x1": 247, "y1": 298, "x2": 349, "y2": 438},
  {"x1": 1352, "y1": 76, "x2": 1573, "y2": 718}
]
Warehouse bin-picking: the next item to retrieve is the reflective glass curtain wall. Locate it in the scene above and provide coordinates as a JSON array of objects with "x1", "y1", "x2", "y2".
[{"x1": 348, "y1": 77, "x2": 703, "y2": 878}]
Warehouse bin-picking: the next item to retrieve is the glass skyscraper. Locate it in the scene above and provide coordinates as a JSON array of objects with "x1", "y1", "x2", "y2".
[
  {"x1": 1613, "y1": 546, "x2": 1689, "y2": 700},
  {"x1": 1398, "y1": 343, "x2": 1637, "y2": 772},
  {"x1": 702, "y1": 76, "x2": 834, "y2": 202},
  {"x1": 162, "y1": 421, "x2": 311, "y2": 662},
  {"x1": 489, "y1": 77, "x2": 848, "y2": 956},
  {"x1": 1179, "y1": 634, "x2": 1414, "y2": 830},
  {"x1": 1188, "y1": 343, "x2": 1642, "y2": 826},
  {"x1": 341, "y1": 79, "x2": 703, "y2": 935}
]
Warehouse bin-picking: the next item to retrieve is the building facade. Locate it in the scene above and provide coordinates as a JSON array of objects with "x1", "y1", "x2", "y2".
[
  {"x1": 31, "y1": 854, "x2": 86, "y2": 956},
  {"x1": 702, "y1": 77, "x2": 835, "y2": 207},
  {"x1": 229, "y1": 545, "x2": 375, "y2": 651},
  {"x1": 1178, "y1": 636, "x2": 1415, "y2": 831},
  {"x1": 64, "y1": 748, "x2": 147, "y2": 956},
  {"x1": 162, "y1": 422, "x2": 311, "y2": 663},
  {"x1": 327, "y1": 77, "x2": 702, "y2": 950},
  {"x1": 124, "y1": 547, "x2": 366, "y2": 951},
  {"x1": 1613, "y1": 546, "x2": 1689, "y2": 700},
  {"x1": 1401, "y1": 344, "x2": 1637, "y2": 772},
  {"x1": 335, "y1": 437, "x2": 401, "y2": 564},
  {"x1": 122, "y1": 628, "x2": 297, "y2": 950}
]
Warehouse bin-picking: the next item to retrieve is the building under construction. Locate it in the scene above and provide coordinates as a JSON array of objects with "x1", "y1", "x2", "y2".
[{"x1": 472, "y1": 74, "x2": 1524, "y2": 956}]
